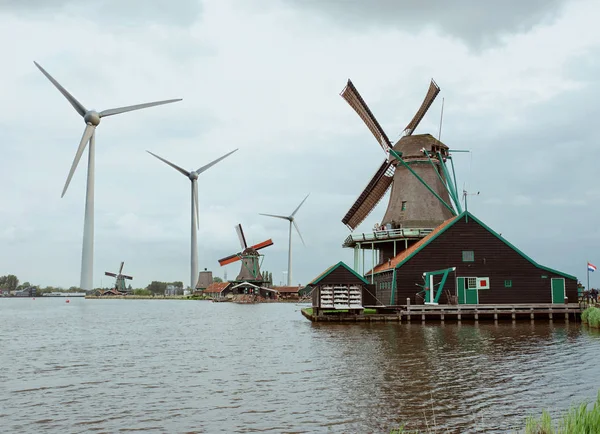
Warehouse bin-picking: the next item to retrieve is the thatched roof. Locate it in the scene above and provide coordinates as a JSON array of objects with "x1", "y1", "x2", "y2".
[{"x1": 392, "y1": 133, "x2": 448, "y2": 158}]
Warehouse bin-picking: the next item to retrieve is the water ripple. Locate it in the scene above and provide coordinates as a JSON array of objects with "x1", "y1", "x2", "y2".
[{"x1": 1, "y1": 299, "x2": 600, "y2": 433}]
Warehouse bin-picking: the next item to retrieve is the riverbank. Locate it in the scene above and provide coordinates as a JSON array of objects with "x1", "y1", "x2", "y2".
[
  {"x1": 389, "y1": 391, "x2": 600, "y2": 433},
  {"x1": 85, "y1": 295, "x2": 189, "y2": 300}
]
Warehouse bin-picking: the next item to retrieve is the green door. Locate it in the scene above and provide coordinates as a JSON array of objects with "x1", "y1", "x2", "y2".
[
  {"x1": 457, "y1": 277, "x2": 478, "y2": 304},
  {"x1": 457, "y1": 277, "x2": 465, "y2": 304},
  {"x1": 551, "y1": 278, "x2": 565, "y2": 303}
]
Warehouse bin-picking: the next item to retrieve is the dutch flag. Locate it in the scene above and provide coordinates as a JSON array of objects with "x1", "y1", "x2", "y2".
[{"x1": 588, "y1": 262, "x2": 597, "y2": 272}]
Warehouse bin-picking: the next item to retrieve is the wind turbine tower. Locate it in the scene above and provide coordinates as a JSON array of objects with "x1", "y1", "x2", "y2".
[
  {"x1": 34, "y1": 61, "x2": 181, "y2": 291},
  {"x1": 260, "y1": 194, "x2": 309, "y2": 286},
  {"x1": 147, "y1": 149, "x2": 238, "y2": 289}
]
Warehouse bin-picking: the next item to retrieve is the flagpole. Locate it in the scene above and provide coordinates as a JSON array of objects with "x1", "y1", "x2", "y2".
[{"x1": 587, "y1": 260, "x2": 590, "y2": 293}]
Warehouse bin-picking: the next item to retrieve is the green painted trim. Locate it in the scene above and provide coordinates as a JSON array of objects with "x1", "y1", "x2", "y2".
[
  {"x1": 438, "y1": 152, "x2": 462, "y2": 214},
  {"x1": 389, "y1": 149, "x2": 457, "y2": 216},
  {"x1": 422, "y1": 150, "x2": 461, "y2": 213},
  {"x1": 390, "y1": 268, "x2": 397, "y2": 305},
  {"x1": 464, "y1": 213, "x2": 577, "y2": 281},
  {"x1": 422, "y1": 150, "x2": 449, "y2": 196},
  {"x1": 308, "y1": 261, "x2": 369, "y2": 286},
  {"x1": 449, "y1": 156, "x2": 460, "y2": 209},
  {"x1": 390, "y1": 211, "x2": 577, "y2": 281}
]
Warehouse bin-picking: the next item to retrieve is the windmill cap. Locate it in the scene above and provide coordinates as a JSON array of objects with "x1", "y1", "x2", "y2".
[{"x1": 392, "y1": 134, "x2": 448, "y2": 158}]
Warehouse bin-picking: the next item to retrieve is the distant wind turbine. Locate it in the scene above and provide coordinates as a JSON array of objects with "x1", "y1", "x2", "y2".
[
  {"x1": 147, "y1": 149, "x2": 238, "y2": 289},
  {"x1": 260, "y1": 194, "x2": 309, "y2": 286},
  {"x1": 34, "y1": 61, "x2": 182, "y2": 291}
]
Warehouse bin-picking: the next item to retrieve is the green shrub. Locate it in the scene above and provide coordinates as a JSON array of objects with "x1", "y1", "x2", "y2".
[
  {"x1": 524, "y1": 391, "x2": 600, "y2": 433},
  {"x1": 581, "y1": 306, "x2": 599, "y2": 324},
  {"x1": 588, "y1": 308, "x2": 600, "y2": 328}
]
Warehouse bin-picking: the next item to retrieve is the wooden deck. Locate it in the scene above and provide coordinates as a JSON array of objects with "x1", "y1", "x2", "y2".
[{"x1": 302, "y1": 303, "x2": 582, "y2": 323}]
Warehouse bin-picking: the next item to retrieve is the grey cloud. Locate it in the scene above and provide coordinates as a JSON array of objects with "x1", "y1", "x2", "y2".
[
  {"x1": 0, "y1": 0, "x2": 201, "y2": 27},
  {"x1": 282, "y1": 0, "x2": 568, "y2": 49}
]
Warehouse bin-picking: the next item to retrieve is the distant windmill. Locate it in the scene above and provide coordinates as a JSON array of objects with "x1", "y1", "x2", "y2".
[
  {"x1": 147, "y1": 149, "x2": 238, "y2": 288},
  {"x1": 105, "y1": 261, "x2": 133, "y2": 293},
  {"x1": 34, "y1": 61, "x2": 181, "y2": 291},
  {"x1": 218, "y1": 224, "x2": 273, "y2": 282},
  {"x1": 259, "y1": 193, "x2": 309, "y2": 286}
]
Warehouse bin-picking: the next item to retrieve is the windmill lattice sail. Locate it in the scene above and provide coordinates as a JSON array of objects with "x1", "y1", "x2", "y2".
[{"x1": 340, "y1": 77, "x2": 457, "y2": 259}]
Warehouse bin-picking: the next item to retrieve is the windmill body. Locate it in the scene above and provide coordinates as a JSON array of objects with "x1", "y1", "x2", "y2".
[
  {"x1": 104, "y1": 261, "x2": 133, "y2": 294},
  {"x1": 340, "y1": 79, "x2": 461, "y2": 273},
  {"x1": 218, "y1": 224, "x2": 273, "y2": 286},
  {"x1": 34, "y1": 61, "x2": 181, "y2": 291},
  {"x1": 259, "y1": 194, "x2": 308, "y2": 286},
  {"x1": 382, "y1": 134, "x2": 454, "y2": 228},
  {"x1": 148, "y1": 149, "x2": 238, "y2": 289}
]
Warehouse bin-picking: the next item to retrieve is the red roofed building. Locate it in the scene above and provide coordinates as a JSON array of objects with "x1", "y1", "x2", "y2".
[{"x1": 203, "y1": 282, "x2": 232, "y2": 300}]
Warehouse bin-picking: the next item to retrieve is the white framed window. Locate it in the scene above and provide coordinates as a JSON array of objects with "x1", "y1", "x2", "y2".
[
  {"x1": 467, "y1": 277, "x2": 477, "y2": 289},
  {"x1": 462, "y1": 251, "x2": 475, "y2": 262}
]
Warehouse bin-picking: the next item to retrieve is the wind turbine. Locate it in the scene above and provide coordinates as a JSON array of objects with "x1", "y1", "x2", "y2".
[
  {"x1": 147, "y1": 149, "x2": 238, "y2": 289},
  {"x1": 34, "y1": 61, "x2": 182, "y2": 291},
  {"x1": 259, "y1": 194, "x2": 309, "y2": 286}
]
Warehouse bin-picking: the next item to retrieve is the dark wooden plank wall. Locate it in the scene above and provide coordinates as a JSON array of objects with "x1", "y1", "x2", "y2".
[
  {"x1": 318, "y1": 266, "x2": 367, "y2": 286},
  {"x1": 373, "y1": 216, "x2": 577, "y2": 305}
]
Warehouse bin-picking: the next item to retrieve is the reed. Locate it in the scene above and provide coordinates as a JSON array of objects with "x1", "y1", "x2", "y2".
[
  {"x1": 523, "y1": 391, "x2": 600, "y2": 433},
  {"x1": 582, "y1": 306, "x2": 600, "y2": 328}
]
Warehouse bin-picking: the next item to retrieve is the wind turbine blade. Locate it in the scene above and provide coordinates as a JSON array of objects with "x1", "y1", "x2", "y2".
[
  {"x1": 291, "y1": 193, "x2": 310, "y2": 217},
  {"x1": 292, "y1": 220, "x2": 306, "y2": 246},
  {"x1": 259, "y1": 213, "x2": 289, "y2": 220},
  {"x1": 193, "y1": 180, "x2": 199, "y2": 230},
  {"x1": 61, "y1": 124, "x2": 95, "y2": 197},
  {"x1": 196, "y1": 149, "x2": 238, "y2": 175},
  {"x1": 99, "y1": 99, "x2": 182, "y2": 117},
  {"x1": 34, "y1": 61, "x2": 87, "y2": 117},
  {"x1": 146, "y1": 151, "x2": 190, "y2": 177},
  {"x1": 119, "y1": 262, "x2": 124, "y2": 274}
]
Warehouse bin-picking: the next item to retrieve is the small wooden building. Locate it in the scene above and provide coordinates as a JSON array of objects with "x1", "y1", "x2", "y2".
[
  {"x1": 272, "y1": 286, "x2": 301, "y2": 300},
  {"x1": 203, "y1": 282, "x2": 232, "y2": 300},
  {"x1": 307, "y1": 262, "x2": 376, "y2": 315},
  {"x1": 231, "y1": 282, "x2": 278, "y2": 299},
  {"x1": 366, "y1": 211, "x2": 577, "y2": 306}
]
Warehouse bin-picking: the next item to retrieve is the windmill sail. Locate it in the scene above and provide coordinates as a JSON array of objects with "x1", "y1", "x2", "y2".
[
  {"x1": 236, "y1": 224, "x2": 247, "y2": 249},
  {"x1": 340, "y1": 79, "x2": 392, "y2": 152},
  {"x1": 218, "y1": 239, "x2": 274, "y2": 266},
  {"x1": 403, "y1": 79, "x2": 440, "y2": 136},
  {"x1": 342, "y1": 160, "x2": 395, "y2": 230}
]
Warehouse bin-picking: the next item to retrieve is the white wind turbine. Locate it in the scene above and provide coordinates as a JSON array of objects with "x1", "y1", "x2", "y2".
[
  {"x1": 259, "y1": 194, "x2": 309, "y2": 287},
  {"x1": 147, "y1": 149, "x2": 238, "y2": 289},
  {"x1": 34, "y1": 61, "x2": 182, "y2": 291}
]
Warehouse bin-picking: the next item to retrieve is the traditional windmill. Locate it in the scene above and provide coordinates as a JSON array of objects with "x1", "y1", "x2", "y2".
[
  {"x1": 218, "y1": 224, "x2": 273, "y2": 283},
  {"x1": 105, "y1": 262, "x2": 133, "y2": 294},
  {"x1": 340, "y1": 79, "x2": 462, "y2": 270}
]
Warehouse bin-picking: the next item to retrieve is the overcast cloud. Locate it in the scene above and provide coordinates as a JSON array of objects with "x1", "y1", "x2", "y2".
[
  {"x1": 0, "y1": 0, "x2": 598, "y2": 289},
  {"x1": 281, "y1": 0, "x2": 570, "y2": 50}
]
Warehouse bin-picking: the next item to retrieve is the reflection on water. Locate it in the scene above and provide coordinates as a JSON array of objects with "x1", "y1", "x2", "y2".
[{"x1": 1, "y1": 298, "x2": 599, "y2": 433}]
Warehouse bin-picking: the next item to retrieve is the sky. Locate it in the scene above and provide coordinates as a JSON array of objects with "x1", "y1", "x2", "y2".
[{"x1": 1, "y1": 0, "x2": 599, "y2": 289}]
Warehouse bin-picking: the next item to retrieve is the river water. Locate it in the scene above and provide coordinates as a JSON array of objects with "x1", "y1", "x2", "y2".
[{"x1": 1, "y1": 298, "x2": 599, "y2": 433}]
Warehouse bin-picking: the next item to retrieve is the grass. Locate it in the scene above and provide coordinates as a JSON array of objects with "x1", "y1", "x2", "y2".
[
  {"x1": 582, "y1": 306, "x2": 600, "y2": 328},
  {"x1": 523, "y1": 391, "x2": 600, "y2": 433},
  {"x1": 386, "y1": 392, "x2": 600, "y2": 434}
]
